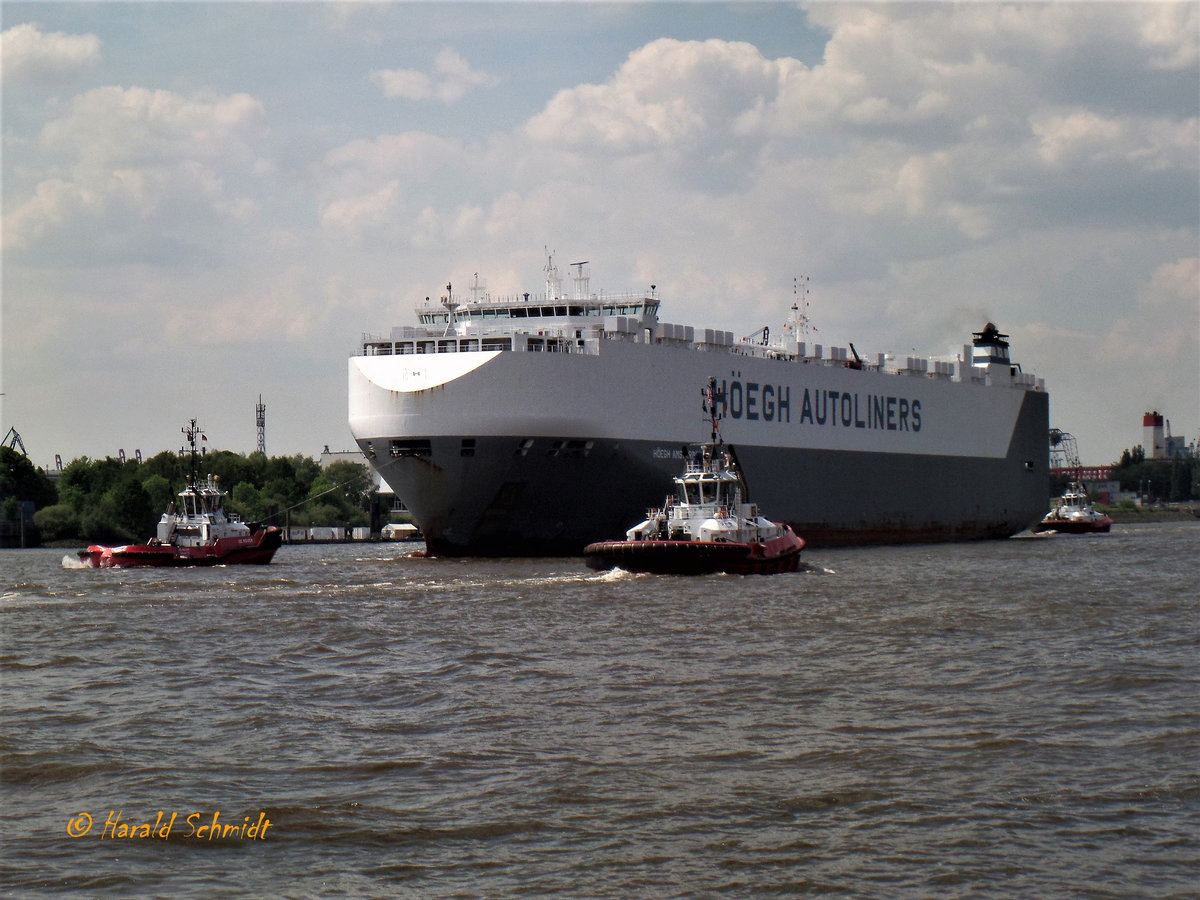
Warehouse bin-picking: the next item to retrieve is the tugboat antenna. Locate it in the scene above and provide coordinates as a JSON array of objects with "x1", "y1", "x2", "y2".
[
  {"x1": 702, "y1": 377, "x2": 724, "y2": 444},
  {"x1": 180, "y1": 419, "x2": 206, "y2": 488}
]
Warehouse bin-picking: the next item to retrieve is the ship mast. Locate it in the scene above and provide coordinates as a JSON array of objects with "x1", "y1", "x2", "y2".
[
  {"x1": 544, "y1": 250, "x2": 562, "y2": 301},
  {"x1": 469, "y1": 272, "x2": 487, "y2": 304},
  {"x1": 788, "y1": 275, "x2": 812, "y2": 339},
  {"x1": 570, "y1": 261, "x2": 590, "y2": 300},
  {"x1": 702, "y1": 377, "x2": 724, "y2": 445},
  {"x1": 440, "y1": 282, "x2": 456, "y2": 336},
  {"x1": 181, "y1": 419, "x2": 207, "y2": 489}
]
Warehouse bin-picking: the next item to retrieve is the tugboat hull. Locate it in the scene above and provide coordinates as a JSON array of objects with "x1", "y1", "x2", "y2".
[
  {"x1": 78, "y1": 528, "x2": 283, "y2": 568},
  {"x1": 584, "y1": 532, "x2": 804, "y2": 576},
  {"x1": 1031, "y1": 516, "x2": 1112, "y2": 535}
]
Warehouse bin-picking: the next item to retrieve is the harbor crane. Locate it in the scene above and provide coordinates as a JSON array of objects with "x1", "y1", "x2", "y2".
[
  {"x1": 3, "y1": 427, "x2": 27, "y2": 456},
  {"x1": 1048, "y1": 428, "x2": 1082, "y2": 481}
]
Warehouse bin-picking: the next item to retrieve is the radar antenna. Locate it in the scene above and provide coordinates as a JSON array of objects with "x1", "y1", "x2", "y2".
[
  {"x1": 440, "y1": 282, "x2": 457, "y2": 337},
  {"x1": 569, "y1": 260, "x2": 590, "y2": 300},
  {"x1": 544, "y1": 249, "x2": 562, "y2": 301},
  {"x1": 785, "y1": 275, "x2": 813, "y2": 339},
  {"x1": 469, "y1": 272, "x2": 487, "y2": 305},
  {"x1": 702, "y1": 377, "x2": 725, "y2": 445},
  {"x1": 180, "y1": 419, "x2": 207, "y2": 489}
]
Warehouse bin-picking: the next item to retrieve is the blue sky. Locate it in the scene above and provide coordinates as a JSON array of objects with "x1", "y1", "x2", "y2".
[{"x1": 3, "y1": 2, "x2": 1198, "y2": 468}]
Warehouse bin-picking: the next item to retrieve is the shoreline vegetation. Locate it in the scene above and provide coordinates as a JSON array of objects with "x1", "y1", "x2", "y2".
[{"x1": 1, "y1": 445, "x2": 383, "y2": 549}]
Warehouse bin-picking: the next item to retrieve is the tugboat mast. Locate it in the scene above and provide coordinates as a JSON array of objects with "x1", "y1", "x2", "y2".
[
  {"x1": 702, "y1": 377, "x2": 724, "y2": 445},
  {"x1": 180, "y1": 419, "x2": 206, "y2": 488}
]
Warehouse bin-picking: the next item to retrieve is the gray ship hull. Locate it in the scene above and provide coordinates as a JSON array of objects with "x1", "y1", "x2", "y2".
[
  {"x1": 360, "y1": 389, "x2": 1048, "y2": 555},
  {"x1": 350, "y1": 302, "x2": 1049, "y2": 556}
]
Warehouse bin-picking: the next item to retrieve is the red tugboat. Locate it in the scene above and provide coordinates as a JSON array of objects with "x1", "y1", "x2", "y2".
[
  {"x1": 1032, "y1": 482, "x2": 1114, "y2": 534},
  {"x1": 1032, "y1": 428, "x2": 1113, "y2": 535},
  {"x1": 584, "y1": 379, "x2": 805, "y2": 575},
  {"x1": 77, "y1": 420, "x2": 283, "y2": 568}
]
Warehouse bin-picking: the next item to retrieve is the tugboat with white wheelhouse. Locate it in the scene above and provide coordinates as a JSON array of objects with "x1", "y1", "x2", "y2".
[
  {"x1": 77, "y1": 420, "x2": 283, "y2": 568},
  {"x1": 1031, "y1": 427, "x2": 1113, "y2": 535},
  {"x1": 1033, "y1": 482, "x2": 1114, "y2": 534},
  {"x1": 584, "y1": 379, "x2": 805, "y2": 575}
]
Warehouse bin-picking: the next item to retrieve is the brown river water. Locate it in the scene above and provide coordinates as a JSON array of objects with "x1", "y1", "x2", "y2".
[{"x1": 2, "y1": 522, "x2": 1197, "y2": 898}]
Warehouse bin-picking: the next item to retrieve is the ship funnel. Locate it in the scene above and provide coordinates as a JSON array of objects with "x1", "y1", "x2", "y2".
[{"x1": 971, "y1": 322, "x2": 1011, "y2": 367}]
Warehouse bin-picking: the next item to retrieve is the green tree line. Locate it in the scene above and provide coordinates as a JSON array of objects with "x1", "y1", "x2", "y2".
[
  {"x1": 1047, "y1": 444, "x2": 1198, "y2": 504},
  {"x1": 1, "y1": 445, "x2": 375, "y2": 546},
  {"x1": 1110, "y1": 448, "x2": 1198, "y2": 503},
  {"x1": 1049, "y1": 451, "x2": 1196, "y2": 503}
]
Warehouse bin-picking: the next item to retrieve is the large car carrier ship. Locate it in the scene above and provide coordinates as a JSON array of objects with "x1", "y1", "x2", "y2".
[{"x1": 349, "y1": 256, "x2": 1049, "y2": 556}]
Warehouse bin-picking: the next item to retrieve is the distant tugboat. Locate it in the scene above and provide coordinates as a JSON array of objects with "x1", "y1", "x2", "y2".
[
  {"x1": 1033, "y1": 482, "x2": 1113, "y2": 534},
  {"x1": 77, "y1": 420, "x2": 283, "y2": 568},
  {"x1": 1032, "y1": 427, "x2": 1113, "y2": 535},
  {"x1": 584, "y1": 379, "x2": 805, "y2": 575}
]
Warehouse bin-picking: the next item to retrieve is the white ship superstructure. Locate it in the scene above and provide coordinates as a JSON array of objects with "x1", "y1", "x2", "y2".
[{"x1": 349, "y1": 257, "x2": 1049, "y2": 555}]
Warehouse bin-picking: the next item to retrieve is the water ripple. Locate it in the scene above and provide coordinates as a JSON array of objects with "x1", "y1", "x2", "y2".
[{"x1": 2, "y1": 524, "x2": 1197, "y2": 898}]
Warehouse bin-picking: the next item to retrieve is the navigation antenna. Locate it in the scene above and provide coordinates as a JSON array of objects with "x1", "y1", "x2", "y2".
[
  {"x1": 787, "y1": 275, "x2": 813, "y2": 339},
  {"x1": 544, "y1": 249, "x2": 562, "y2": 301},
  {"x1": 440, "y1": 282, "x2": 456, "y2": 337},
  {"x1": 702, "y1": 377, "x2": 724, "y2": 445},
  {"x1": 570, "y1": 261, "x2": 590, "y2": 300},
  {"x1": 180, "y1": 419, "x2": 207, "y2": 488},
  {"x1": 469, "y1": 272, "x2": 487, "y2": 304}
]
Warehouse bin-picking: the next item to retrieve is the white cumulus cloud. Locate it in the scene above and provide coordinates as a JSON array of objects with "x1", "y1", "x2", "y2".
[
  {"x1": 4, "y1": 3, "x2": 1195, "y2": 466},
  {"x1": 526, "y1": 38, "x2": 799, "y2": 151},
  {"x1": 1, "y1": 22, "x2": 100, "y2": 83},
  {"x1": 39, "y1": 86, "x2": 266, "y2": 168},
  {"x1": 4, "y1": 86, "x2": 269, "y2": 256},
  {"x1": 371, "y1": 48, "x2": 496, "y2": 103}
]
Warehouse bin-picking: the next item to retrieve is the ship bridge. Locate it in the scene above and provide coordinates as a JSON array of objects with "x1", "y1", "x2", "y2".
[
  {"x1": 971, "y1": 322, "x2": 1011, "y2": 366},
  {"x1": 416, "y1": 292, "x2": 659, "y2": 328},
  {"x1": 355, "y1": 260, "x2": 1043, "y2": 392}
]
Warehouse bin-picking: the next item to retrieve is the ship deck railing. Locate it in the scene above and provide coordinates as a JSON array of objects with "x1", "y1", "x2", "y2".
[
  {"x1": 418, "y1": 289, "x2": 654, "y2": 310},
  {"x1": 355, "y1": 330, "x2": 1044, "y2": 391}
]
